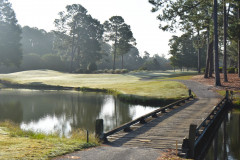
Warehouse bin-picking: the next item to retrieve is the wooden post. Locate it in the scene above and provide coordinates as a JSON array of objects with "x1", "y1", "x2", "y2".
[
  {"x1": 188, "y1": 124, "x2": 197, "y2": 158},
  {"x1": 188, "y1": 89, "x2": 192, "y2": 97},
  {"x1": 95, "y1": 119, "x2": 104, "y2": 139},
  {"x1": 225, "y1": 90, "x2": 229, "y2": 100},
  {"x1": 87, "y1": 130, "x2": 89, "y2": 143}
]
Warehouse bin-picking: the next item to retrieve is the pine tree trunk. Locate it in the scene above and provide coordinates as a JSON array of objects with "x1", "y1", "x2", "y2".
[
  {"x1": 238, "y1": 7, "x2": 240, "y2": 78},
  {"x1": 223, "y1": 0, "x2": 228, "y2": 82},
  {"x1": 213, "y1": 0, "x2": 221, "y2": 86},
  {"x1": 197, "y1": 31, "x2": 201, "y2": 74},
  {"x1": 121, "y1": 54, "x2": 123, "y2": 69},
  {"x1": 70, "y1": 33, "x2": 75, "y2": 73},
  {"x1": 204, "y1": 29, "x2": 210, "y2": 78},
  {"x1": 113, "y1": 27, "x2": 118, "y2": 71},
  {"x1": 209, "y1": 41, "x2": 214, "y2": 77}
]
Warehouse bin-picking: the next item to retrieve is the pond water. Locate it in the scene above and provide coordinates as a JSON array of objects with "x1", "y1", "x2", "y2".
[
  {"x1": 204, "y1": 110, "x2": 240, "y2": 160},
  {"x1": 0, "y1": 89, "x2": 157, "y2": 137}
]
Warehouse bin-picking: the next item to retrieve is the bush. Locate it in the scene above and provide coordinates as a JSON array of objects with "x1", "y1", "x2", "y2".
[
  {"x1": 115, "y1": 69, "x2": 121, "y2": 74},
  {"x1": 87, "y1": 62, "x2": 97, "y2": 72},
  {"x1": 107, "y1": 69, "x2": 114, "y2": 74},
  {"x1": 121, "y1": 69, "x2": 128, "y2": 74},
  {"x1": 228, "y1": 67, "x2": 236, "y2": 73},
  {"x1": 235, "y1": 68, "x2": 238, "y2": 74},
  {"x1": 201, "y1": 68, "x2": 205, "y2": 73},
  {"x1": 219, "y1": 67, "x2": 222, "y2": 73},
  {"x1": 104, "y1": 69, "x2": 108, "y2": 73},
  {"x1": 74, "y1": 68, "x2": 87, "y2": 74},
  {"x1": 42, "y1": 54, "x2": 65, "y2": 71}
]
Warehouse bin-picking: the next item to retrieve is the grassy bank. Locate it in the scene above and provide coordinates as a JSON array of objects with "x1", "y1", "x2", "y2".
[
  {"x1": 0, "y1": 70, "x2": 196, "y2": 104},
  {"x1": 216, "y1": 90, "x2": 240, "y2": 108},
  {"x1": 0, "y1": 121, "x2": 98, "y2": 160}
]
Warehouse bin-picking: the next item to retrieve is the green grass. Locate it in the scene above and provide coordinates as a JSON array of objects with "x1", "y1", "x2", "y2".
[
  {"x1": 216, "y1": 90, "x2": 240, "y2": 108},
  {"x1": 0, "y1": 70, "x2": 195, "y2": 100},
  {"x1": 0, "y1": 121, "x2": 98, "y2": 160}
]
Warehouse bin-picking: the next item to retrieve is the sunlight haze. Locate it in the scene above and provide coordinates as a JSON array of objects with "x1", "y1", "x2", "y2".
[{"x1": 9, "y1": 0, "x2": 175, "y2": 57}]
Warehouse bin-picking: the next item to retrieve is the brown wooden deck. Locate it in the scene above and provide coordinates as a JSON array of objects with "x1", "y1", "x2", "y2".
[{"x1": 106, "y1": 97, "x2": 220, "y2": 152}]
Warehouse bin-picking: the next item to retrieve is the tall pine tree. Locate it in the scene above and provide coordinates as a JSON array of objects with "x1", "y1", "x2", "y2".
[{"x1": 0, "y1": 0, "x2": 22, "y2": 67}]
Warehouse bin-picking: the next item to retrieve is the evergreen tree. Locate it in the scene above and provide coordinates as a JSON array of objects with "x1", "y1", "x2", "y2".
[
  {"x1": 0, "y1": 0, "x2": 22, "y2": 66},
  {"x1": 103, "y1": 16, "x2": 135, "y2": 70},
  {"x1": 54, "y1": 4, "x2": 103, "y2": 72}
]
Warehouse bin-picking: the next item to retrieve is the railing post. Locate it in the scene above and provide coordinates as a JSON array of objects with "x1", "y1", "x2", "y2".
[
  {"x1": 188, "y1": 124, "x2": 197, "y2": 159},
  {"x1": 225, "y1": 90, "x2": 229, "y2": 100},
  {"x1": 188, "y1": 89, "x2": 192, "y2": 97},
  {"x1": 95, "y1": 119, "x2": 104, "y2": 140}
]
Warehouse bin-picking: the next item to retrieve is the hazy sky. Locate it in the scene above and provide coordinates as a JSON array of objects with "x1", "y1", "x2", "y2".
[{"x1": 9, "y1": 0, "x2": 177, "y2": 57}]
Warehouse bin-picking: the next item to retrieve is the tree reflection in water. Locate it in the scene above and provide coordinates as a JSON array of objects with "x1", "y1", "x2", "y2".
[
  {"x1": 0, "y1": 89, "x2": 156, "y2": 137},
  {"x1": 204, "y1": 110, "x2": 240, "y2": 160}
]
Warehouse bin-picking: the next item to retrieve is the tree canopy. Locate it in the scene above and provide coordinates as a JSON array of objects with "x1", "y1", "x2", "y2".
[{"x1": 0, "y1": 0, "x2": 22, "y2": 66}]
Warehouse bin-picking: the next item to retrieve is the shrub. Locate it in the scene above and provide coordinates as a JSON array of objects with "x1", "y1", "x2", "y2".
[
  {"x1": 121, "y1": 69, "x2": 128, "y2": 74},
  {"x1": 201, "y1": 68, "x2": 205, "y2": 73},
  {"x1": 219, "y1": 67, "x2": 222, "y2": 73},
  {"x1": 74, "y1": 68, "x2": 87, "y2": 74},
  {"x1": 115, "y1": 69, "x2": 121, "y2": 74},
  {"x1": 104, "y1": 69, "x2": 108, "y2": 73},
  {"x1": 87, "y1": 62, "x2": 97, "y2": 73},
  {"x1": 228, "y1": 67, "x2": 236, "y2": 73},
  {"x1": 42, "y1": 54, "x2": 66, "y2": 71},
  {"x1": 107, "y1": 69, "x2": 114, "y2": 74},
  {"x1": 235, "y1": 68, "x2": 238, "y2": 74}
]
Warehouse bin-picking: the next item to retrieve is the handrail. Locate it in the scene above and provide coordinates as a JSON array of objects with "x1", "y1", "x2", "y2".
[
  {"x1": 194, "y1": 97, "x2": 227, "y2": 147},
  {"x1": 103, "y1": 95, "x2": 193, "y2": 138}
]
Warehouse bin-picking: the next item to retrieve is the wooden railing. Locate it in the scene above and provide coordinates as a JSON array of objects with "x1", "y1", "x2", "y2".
[
  {"x1": 186, "y1": 91, "x2": 232, "y2": 159},
  {"x1": 96, "y1": 92, "x2": 194, "y2": 141}
]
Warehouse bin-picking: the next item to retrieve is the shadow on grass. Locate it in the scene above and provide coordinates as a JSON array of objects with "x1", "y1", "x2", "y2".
[{"x1": 128, "y1": 71, "x2": 198, "y2": 81}]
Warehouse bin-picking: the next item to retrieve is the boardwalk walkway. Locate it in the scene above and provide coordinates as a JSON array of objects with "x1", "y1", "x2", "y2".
[
  {"x1": 55, "y1": 80, "x2": 221, "y2": 160},
  {"x1": 107, "y1": 80, "x2": 221, "y2": 150}
]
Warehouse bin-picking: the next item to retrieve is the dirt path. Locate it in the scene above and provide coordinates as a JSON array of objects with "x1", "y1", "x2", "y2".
[{"x1": 53, "y1": 80, "x2": 221, "y2": 160}]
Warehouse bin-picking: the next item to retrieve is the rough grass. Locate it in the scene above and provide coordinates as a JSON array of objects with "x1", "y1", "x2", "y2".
[
  {"x1": 0, "y1": 121, "x2": 98, "y2": 160},
  {"x1": 0, "y1": 70, "x2": 195, "y2": 99},
  {"x1": 216, "y1": 90, "x2": 240, "y2": 108}
]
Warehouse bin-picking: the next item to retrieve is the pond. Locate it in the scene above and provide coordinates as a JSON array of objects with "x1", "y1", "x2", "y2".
[
  {"x1": 204, "y1": 110, "x2": 240, "y2": 160},
  {"x1": 0, "y1": 89, "x2": 157, "y2": 137}
]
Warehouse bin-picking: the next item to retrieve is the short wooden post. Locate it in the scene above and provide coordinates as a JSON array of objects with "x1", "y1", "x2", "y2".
[
  {"x1": 225, "y1": 90, "x2": 229, "y2": 100},
  {"x1": 188, "y1": 89, "x2": 192, "y2": 97},
  {"x1": 188, "y1": 124, "x2": 197, "y2": 158},
  {"x1": 86, "y1": 130, "x2": 89, "y2": 143},
  {"x1": 95, "y1": 119, "x2": 104, "y2": 139}
]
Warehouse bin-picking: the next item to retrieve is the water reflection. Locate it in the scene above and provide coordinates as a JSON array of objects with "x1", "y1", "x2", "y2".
[
  {"x1": 0, "y1": 89, "x2": 156, "y2": 136},
  {"x1": 204, "y1": 110, "x2": 240, "y2": 160}
]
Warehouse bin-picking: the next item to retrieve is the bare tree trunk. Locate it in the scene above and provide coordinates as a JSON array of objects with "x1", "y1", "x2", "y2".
[
  {"x1": 70, "y1": 33, "x2": 75, "y2": 73},
  {"x1": 213, "y1": 0, "x2": 221, "y2": 86},
  {"x1": 204, "y1": 28, "x2": 210, "y2": 78},
  {"x1": 113, "y1": 27, "x2": 118, "y2": 71},
  {"x1": 209, "y1": 41, "x2": 214, "y2": 77},
  {"x1": 197, "y1": 31, "x2": 201, "y2": 74},
  {"x1": 121, "y1": 54, "x2": 124, "y2": 69},
  {"x1": 223, "y1": 0, "x2": 228, "y2": 82},
  {"x1": 238, "y1": 7, "x2": 240, "y2": 77}
]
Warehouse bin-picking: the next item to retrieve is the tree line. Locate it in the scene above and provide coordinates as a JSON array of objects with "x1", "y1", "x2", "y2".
[
  {"x1": 149, "y1": 0, "x2": 240, "y2": 86},
  {"x1": 0, "y1": 1, "x2": 171, "y2": 73}
]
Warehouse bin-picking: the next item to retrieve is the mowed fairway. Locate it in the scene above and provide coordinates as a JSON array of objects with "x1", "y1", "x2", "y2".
[{"x1": 0, "y1": 70, "x2": 196, "y2": 99}]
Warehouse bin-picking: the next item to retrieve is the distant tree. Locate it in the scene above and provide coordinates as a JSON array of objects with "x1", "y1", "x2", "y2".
[
  {"x1": 42, "y1": 54, "x2": 65, "y2": 71},
  {"x1": 21, "y1": 26, "x2": 54, "y2": 55},
  {"x1": 104, "y1": 16, "x2": 135, "y2": 70},
  {"x1": 21, "y1": 53, "x2": 42, "y2": 70},
  {"x1": 54, "y1": 4, "x2": 103, "y2": 72},
  {"x1": 0, "y1": 0, "x2": 22, "y2": 66},
  {"x1": 168, "y1": 33, "x2": 202, "y2": 70}
]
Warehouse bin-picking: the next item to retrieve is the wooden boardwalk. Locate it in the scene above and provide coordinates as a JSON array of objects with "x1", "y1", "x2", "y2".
[{"x1": 106, "y1": 97, "x2": 220, "y2": 151}]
